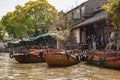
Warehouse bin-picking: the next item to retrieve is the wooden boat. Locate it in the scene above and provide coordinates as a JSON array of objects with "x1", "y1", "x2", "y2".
[
  {"x1": 44, "y1": 49, "x2": 81, "y2": 66},
  {"x1": 9, "y1": 49, "x2": 45, "y2": 63},
  {"x1": 86, "y1": 50, "x2": 120, "y2": 69}
]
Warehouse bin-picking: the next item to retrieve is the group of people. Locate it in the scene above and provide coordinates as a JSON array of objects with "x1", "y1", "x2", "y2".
[
  {"x1": 87, "y1": 29, "x2": 119, "y2": 51},
  {"x1": 87, "y1": 34, "x2": 104, "y2": 50}
]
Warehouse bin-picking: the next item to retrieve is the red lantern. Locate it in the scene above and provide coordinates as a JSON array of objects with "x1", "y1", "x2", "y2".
[
  {"x1": 93, "y1": 24, "x2": 97, "y2": 28},
  {"x1": 105, "y1": 20, "x2": 110, "y2": 25},
  {"x1": 83, "y1": 27, "x2": 87, "y2": 31}
]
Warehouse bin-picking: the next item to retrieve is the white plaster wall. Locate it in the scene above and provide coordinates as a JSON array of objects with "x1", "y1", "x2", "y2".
[{"x1": 72, "y1": 28, "x2": 80, "y2": 43}]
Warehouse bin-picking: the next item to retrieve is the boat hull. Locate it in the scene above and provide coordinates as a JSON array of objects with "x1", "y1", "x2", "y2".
[
  {"x1": 10, "y1": 49, "x2": 45, "y2": 63},
  {"x1": 44, "y1": 49, "x2": 80, "y2": 66},
  {"x1": 86, "y1": 51, "x2": 120, "y2": 69},
  {"x1": 13, "y1": 54, "x2": 45, "y2": 63}
]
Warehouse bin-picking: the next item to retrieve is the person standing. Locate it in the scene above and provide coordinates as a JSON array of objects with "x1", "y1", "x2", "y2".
[
  {"x1": 109, "y1": 29, "x2": 117, "y2": 41},
  {"x1": 87, "y1": 34, "x2": 95, "y2": 50},
  {"x1": 106, "y1": 29, "x2": 117, "y2": 51}
]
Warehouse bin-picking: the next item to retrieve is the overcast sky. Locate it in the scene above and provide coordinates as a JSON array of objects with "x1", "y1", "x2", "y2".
[{"x1": 0, "y1": 0, "x2": 87, "y2": 19}]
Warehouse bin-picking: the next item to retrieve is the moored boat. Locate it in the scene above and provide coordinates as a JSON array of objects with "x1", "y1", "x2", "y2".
[
  {"x1": 44, "y1": 49, "x2": 81, "y2": 66},
  {"x1": 86, "y1": 50, "x2": 120, "y2": 69},
  {"x1": 9, "y1": 49, "x2": 45, "y2": 63}
]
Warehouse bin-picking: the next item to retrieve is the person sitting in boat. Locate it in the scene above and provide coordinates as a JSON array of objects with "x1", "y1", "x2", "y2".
[{"x1": 80, "y1": 42, "x2": 85, "y2": 52}]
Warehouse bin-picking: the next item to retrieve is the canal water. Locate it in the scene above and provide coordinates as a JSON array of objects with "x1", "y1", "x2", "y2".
[{"x1": 0, "y1": 53, "x2": 120, "y2": 80}]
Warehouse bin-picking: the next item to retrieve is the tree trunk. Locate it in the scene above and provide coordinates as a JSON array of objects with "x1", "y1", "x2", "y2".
[{"x1": 57, "y1": 39, "x2": 65, "y2": 49}]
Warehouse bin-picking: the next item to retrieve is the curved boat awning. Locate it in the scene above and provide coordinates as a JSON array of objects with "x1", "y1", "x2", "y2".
[
  {"x1": 36, "y1": 32, "x2": 57, "y2": 40},
  {"x1": 72, "y1": 13, "x2": 107, "y2": 29}
]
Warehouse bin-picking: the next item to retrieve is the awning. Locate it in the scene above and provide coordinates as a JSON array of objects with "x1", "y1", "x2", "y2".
[
  {"x1": 28, "y1": 37, "x2": 36, "y2": 41},
  {"x1": 40, "y1": 33, "x2": 56, "y2": 37},
  {"x1": 36, "y1": 32, "x2": 56, "y2": 40},
  {"x1": 72, "y1": 13, "x2": 107, "y2": 29}
]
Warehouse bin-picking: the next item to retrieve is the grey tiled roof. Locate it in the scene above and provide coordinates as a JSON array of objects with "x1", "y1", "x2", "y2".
[{"x1": 72, "y1": 13, "x2": 107, "y2": 29}]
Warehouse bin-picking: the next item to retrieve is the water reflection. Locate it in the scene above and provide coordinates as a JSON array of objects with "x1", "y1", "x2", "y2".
[{"x1": 0, "y1": 53, "x2": 120, "y2": 80}]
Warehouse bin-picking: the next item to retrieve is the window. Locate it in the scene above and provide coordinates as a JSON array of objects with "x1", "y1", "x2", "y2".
[
  {"x1": 74, "y1": 9, "x2": 80, "y2": 19},
  {"x1": 81, "y1": 6, "x2": 85, "y2": 16}
]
